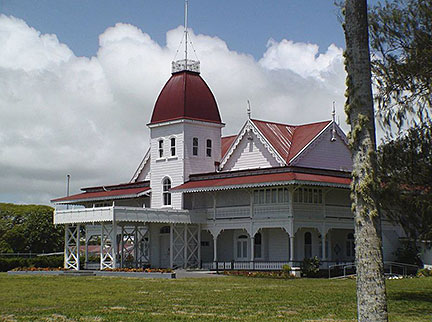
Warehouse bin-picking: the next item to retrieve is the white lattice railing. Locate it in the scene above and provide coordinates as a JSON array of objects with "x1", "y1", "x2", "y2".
[
  {"x1": 202, "y1": 261, "x2": 291, "y2": 271},
  {"x1": 325, "y1": 205, "x2": 352, "y2": 218},
  {"x1": 253, "y1": 204, "x2": 290, "y2": 219}
]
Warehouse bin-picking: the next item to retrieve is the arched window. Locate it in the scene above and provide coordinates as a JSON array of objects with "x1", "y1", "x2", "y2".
[
  {"x1": 160, "y1": 226, "x2": 170, "y2": 234},
  {"x1": 304, "y1": 232, "x2": 312, "y2": 259},
  {"x1": 236, "y1": 235, "x2": 248, "y2": 259},
  {"x1": 254, "y1": 232, "x2": 262, "y2": 258},
  {"x1": 346, "y1": 233, "x2": 355, "y2": 257},
  {"x1": 163, "y1": 178, "x2": 171, "y2": 206},
  {"x1": 192, "y1": 137, "x2": 199, "y2": 156},
  {"x1": 170, "y1": 137, "x2": 176, "y2": 156},
  {"x1": 206, "y1": 139, "x2": 212, "y2": 157},
  {"x1": 158, "y1": 139, "x2": 164, "y2": 158}
]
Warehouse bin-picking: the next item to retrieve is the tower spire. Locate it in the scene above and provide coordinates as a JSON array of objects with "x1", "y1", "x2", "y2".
[
  {"x1": 172, "y1": 0, "x2": 200, "y2": 74},
  {"x1": 184, "y1": 0, "x2": 188, "y2": 64},
  {"x1": 331, "y1": 101, "x2": 336, "y2": 142}
]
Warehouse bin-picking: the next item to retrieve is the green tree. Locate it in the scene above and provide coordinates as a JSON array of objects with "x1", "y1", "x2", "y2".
[
  {"x1": 0, "y1": 203, "x2": 64, "y2": 253},
  {"x1": 377, "y1": 124, "x2": 432, "y2": 242},
  {"x1": 343, "y1": 0, "x2": 388, "y2": 320},
  {"x1": 369, "y1": 0, "x2": 432, "y2": 130}
]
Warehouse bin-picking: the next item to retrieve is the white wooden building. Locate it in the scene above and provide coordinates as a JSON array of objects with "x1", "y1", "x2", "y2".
[{"x1": 52, "y1": 58, "x2": 403, "y2": 271}]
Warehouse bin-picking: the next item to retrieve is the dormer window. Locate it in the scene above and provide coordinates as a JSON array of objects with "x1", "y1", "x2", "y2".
[
  {"x1": 163, "y1": 177, "x2": 171, "y2": 206},
  {"x1": 170, "y1": 137, "x2": 176, "y2": 156},
  {"x1": 206, "y1": 139, "x2": 212, "y2": 157},
  {"x1": 192, "y1": 137, "x2": 198, "y2": 156},
  {"x1": 158, "y1": 140, "x2": 164, "y2": 158}
]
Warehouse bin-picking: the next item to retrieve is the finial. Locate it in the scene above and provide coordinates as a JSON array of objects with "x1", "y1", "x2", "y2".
[
  {"x1": 247, "y1": 100, "x2": 251, "y2": 119},
  {"x1": 184, "y1": 0, "x2": 188, "y2": 64},
  {"x1": 331, "y1": 101, "x2": 336, "y2": 142},
  {"x1": 171, "y1": 0, "x2": 200, "y2": 73}
]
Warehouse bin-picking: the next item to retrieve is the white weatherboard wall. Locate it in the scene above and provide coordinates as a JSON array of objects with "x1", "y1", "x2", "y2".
[
  {"x1": 183, "y1": 121, "x2": 222, "y2": 179},
  {"x1": 223, "y1": 131, "x2": 280, "y2": 171},
  {"x1": 149, "y1": 123, "x2": 185, "y2": 209},
  {"x1": 266, "y1": 228, "x2": 289, "y2": 261},
  {"x1": 292, "y1": 127, "x2": 353, "y2": 172}
]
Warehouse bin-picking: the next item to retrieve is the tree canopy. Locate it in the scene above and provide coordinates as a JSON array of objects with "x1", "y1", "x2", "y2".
[
  {"x1": 377, "y1": 125, "x2": 432, "y2": 241},
  {"x1": 369, "y1": 0, "x2": 432, "y2": 130},
  {"x1": 0, "y1": 203, "x2": 64, "y2": 253}
]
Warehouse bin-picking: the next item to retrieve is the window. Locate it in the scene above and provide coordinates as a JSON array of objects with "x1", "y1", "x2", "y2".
[
  {"x1": 293, "y1": 188, "x2": 323, "y2": 204},
  {"x1": 236, "y1": 235, "x2": 248, "y2": 259},
  {"x1": 163, "y1": 178, "x2": 171, "y2": 206},
  {"x1": 254, "y1": 187, "x2": 289, "y2": 204},
  {"x1": 201, "y1": 241, "x2": 210, "y2": 247},
  {"x1": 346, "y1": 233, "x2": 355, "y2": 257},
  {"x1": 304, "y1": 232, "x2": 312, "y2": 259},
  {"x1": 206, "y1": 139, "x2": 212, "y2": 157},
  {"x1": 170, "y1": 137, "x2": 176, "y2": 156},
  {"x1": 158, "y1": 139, "x2": 164, "y2": 158},
  {"x1": 192, "y1": 137, "x2": 198, "y2": 156},
  {"x1": 160, "y1": 226, "x2": 170, "y2": 234},
  {"x1": 254, "y1": 232, "x2": 262, "y2": 258}
]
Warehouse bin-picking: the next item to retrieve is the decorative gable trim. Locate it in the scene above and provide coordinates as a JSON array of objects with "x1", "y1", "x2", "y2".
[
  {"x1": 130, "y1": 148, "x2": 151, "y2": 182},
  {"x1": 220, "y1": 120, "x2": 287, "y2": 170},
  {"x1": 289, "y1": 122, "x2": 348, "y2": 165}
]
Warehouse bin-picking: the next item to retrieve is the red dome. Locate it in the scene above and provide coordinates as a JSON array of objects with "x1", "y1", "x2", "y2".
[{"x1": 150, "y1": 71, "x2": 222, "y2": 125}]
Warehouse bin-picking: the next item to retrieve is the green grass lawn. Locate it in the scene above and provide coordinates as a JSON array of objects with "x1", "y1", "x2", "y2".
[{"x1": 0, "y1": 274, "x2": 431, "y2": 321}]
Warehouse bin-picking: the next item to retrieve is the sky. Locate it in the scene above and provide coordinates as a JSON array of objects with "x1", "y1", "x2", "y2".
[{"x1": 0, "y1": 0, "x2": 352, "y2": 205}]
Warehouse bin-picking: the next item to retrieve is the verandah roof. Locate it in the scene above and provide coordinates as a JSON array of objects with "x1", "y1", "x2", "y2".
[
  {"x1": 51, "y1": 186, "x2": 150, "y2": 204},
  {"x1": 172, "y1": 172, "x2": 351, "y2": 193}
]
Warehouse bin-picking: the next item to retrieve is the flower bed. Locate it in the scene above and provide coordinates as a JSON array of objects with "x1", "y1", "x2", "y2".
[
  {"x1": 102, "y1": 268, "x2": 173, "y2": 273},
  {"x1": 11, "y1": 267, "x2": 66, "y2": 272},
  {"x1": 223, "y1": 270, "x2": 296, "y2": 279}
]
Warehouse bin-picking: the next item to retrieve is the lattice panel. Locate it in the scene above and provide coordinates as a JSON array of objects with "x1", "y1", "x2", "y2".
[{"x1": 65, "y1": 224, "x2": 80, "y2": 270}]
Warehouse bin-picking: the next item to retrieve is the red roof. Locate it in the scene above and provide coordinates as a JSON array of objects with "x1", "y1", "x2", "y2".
[
  {"x1": 51, "y1": 186, "x2": 150, "y2": 203},
  {"x1": 221, "y1": 135, "x2": 237, "y2": 158},
  {"x1": 150, "y1": 71, "x2": 222, "y2": 125},
  {"x1": 173, "y1": 171, "x2": 351, "y2": 191},
  {"x1": 251, "y1": 119, "x2": 331, "y2": 163}
]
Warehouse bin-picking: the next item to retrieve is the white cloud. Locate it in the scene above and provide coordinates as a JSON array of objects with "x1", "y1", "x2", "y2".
[{"x1": 0, "y1": 15, "x2": 347, "y2": 204}]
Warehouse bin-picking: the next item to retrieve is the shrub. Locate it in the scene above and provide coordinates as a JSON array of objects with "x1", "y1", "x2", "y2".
[
  {"x1": 0, "y1": 256, "x2": 63, "y2": 272},
  {"x1": 417, "y1": 268, "x2": 432, "y2": 277},
  {"x1": 282, "y1": 264, "x2": 292, "y2": 273},
  {"x1": 301, "y1": 256, "x2": 321, "y2": 277}
]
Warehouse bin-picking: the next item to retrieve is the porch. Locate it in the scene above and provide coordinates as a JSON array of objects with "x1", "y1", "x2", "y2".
[
  {"x1": 54, "y1": 206, "x2": 205, "y2": 270},
  {"x1": 199, "y1": 226, "x2": 358, "y2": 269}
]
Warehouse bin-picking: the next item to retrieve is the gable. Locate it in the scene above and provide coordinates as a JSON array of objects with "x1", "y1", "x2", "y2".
[
  {"x1": 222, "y1": 130, "x2": 281, "y2": 171},
  {"x1": 130, "y1": 148, "x2": 150, "y2": 182},
  {"x1": 290, "y1": 125, "x2": 353, "y2": 172}
]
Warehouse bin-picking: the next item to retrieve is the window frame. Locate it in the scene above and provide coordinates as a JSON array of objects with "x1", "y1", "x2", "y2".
[
  {"x1": 192, "y1": 137, "x2": 199, "y2": 156},
  {"x1": 206, "y1": 139, "x2": 212, "y2": 157},
  {"x1": 162, "y1": 177, "x2": 172, "y2": 206},
  {"x1": 158, "y1": 139, "x2": 164, "y2": 158},
  {"x1": 170, "y1": 137, "x2": 176, "y2": 157}
]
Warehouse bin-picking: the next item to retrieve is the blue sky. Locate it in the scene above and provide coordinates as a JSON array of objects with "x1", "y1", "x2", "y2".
[
  {"x1": 1, "y1": 0, "x2": 346, "y2": 59},
  {"x1": 0, "y1": 0, "x2": 356, "y2": 204}
]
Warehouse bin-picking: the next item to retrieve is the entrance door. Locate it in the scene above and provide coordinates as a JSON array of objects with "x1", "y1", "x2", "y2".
[
  {"x1": 159, "y1": 226, "x2": 170, "y2": 268},
  {"x1": 236, "y1": 235, "x2": 248, "y2": 260}
]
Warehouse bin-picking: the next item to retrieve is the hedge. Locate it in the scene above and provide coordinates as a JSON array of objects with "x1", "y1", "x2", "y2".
[{"x1": 0, "y1": 256, "x2": 63, "y2": 272}]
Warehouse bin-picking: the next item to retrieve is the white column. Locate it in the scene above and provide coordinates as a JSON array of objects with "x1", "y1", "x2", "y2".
[
  {"x1": 184, "y1": 224, "x2": 188, "y2": 268},
  {"x1": 289, "y1": 235, "x2": 295, "y2": 263},
  {"x1": 112, "y1": 221, "x2": 118, "y2": 269},
  {"x1": 197, "y1": 225, "x2": 201, "y2": 268},
  {"x1": 169, "y1": 224, "x2": 174, "y2": 269},
  {"x1": 250, "y1": 235, "x2": 255, "y2": 270},
  {"x1": 213, "y1": 235, "x2": 218, "y2": 262},
  {"x1": 76, "y1": 224, "x2": 80, "y2": 270},
  {"x1": 64, "y1": 224, "x2": 68, "y2": 269},
  {"x1": 322, "y1": 233, "x2": 326, "y2": 261},
  {"x1": 84, "y1": 227, "x2": 89, "y2": 267}
]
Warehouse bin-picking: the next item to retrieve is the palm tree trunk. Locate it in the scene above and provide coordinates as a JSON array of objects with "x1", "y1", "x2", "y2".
[{"x1": 343, "y1": 0, "x2": 388, "y2": 321}]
